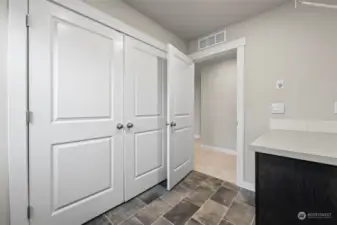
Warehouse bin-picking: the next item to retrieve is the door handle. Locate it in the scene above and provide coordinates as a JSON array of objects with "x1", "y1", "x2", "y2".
[
  {"x1": 116, "y1": 123, "x2": 124, "y2": 130},
  {"x1": 126, "y1": 123, "x2": 134, "y2": 129},
  {"x1": 170, "y1": 122, "x2": 177, "y2": 127}
]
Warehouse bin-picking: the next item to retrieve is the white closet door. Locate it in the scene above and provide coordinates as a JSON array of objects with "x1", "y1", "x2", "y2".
[
  {"x1": 124, "y1": 37, "x2": 167, "y2": 200},
  {"x1": 29, "y1": 1, "x2": 124, "y2": 225},
  {"x1": 167, "y1": 44, "x2": 195, "y2": 190}
]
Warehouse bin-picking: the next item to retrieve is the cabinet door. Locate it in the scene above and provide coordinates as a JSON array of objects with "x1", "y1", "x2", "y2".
[
  {"x1": 29, "y1": 1, "x2": 124, "y2": 224},
  {"x1": 167, "y1": 44, "x2": 195, "y2": 190},
  {"x1": 124, "y1": 37, "x2": 167, "y2": 200}
]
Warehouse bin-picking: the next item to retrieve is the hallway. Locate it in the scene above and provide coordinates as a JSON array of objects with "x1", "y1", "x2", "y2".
[{"x1": 194, "y1": 139, "x2": 236, "y2": 183}]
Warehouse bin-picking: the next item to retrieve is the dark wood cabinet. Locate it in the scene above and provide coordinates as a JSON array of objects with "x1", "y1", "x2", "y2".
[{"x1": 256, "y1": 152, "x2": 337, "y2": 225}]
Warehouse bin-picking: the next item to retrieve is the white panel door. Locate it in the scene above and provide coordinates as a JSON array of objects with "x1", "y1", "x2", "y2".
[
  {"x1": 167, "y1": 44, "x2": 195, "y2": 190},
  {"x1": 29, "y1": 1, "x2": 124, "y2": 225},
  {"x1": 124, "y1": 37, "x2": 167, "y2": 200}
]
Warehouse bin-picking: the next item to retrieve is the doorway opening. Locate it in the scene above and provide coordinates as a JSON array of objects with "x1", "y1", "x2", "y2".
[{"x1": 193, "y1": 50, "x2": 238, "y2": 183}]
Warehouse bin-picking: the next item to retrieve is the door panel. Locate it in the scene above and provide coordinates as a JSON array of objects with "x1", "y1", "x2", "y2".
[
  {"x1": 167, "y1": 44, "x2": 195, "y2": 190},
  {"x1": 52, "y1": 18, "x2": 113, "y2": 120},
  {"x1": 124, "y1": 37, "x2": 167, "y2": 200},
  {"x1": 52, "y1": 138, "x2": 113, "y2": 211},
  {"x1": 29, "y1": 1, "x2": 124, "y2": 225},
  {"x1": 135, "y1": 130, "x2": 164, "y2": 177}
]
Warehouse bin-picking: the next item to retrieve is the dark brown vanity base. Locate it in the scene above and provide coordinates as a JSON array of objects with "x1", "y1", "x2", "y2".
[{"x1": 256, "y1": 152, "x2": 337, "y2": 225}]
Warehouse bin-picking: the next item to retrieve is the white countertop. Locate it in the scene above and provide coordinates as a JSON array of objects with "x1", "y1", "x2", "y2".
[{"x1": 250, "y1": 130, "x2": 337, "y2": 166}]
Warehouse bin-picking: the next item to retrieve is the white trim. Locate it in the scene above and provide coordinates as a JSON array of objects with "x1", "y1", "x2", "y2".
[
  {"x1": 189, "y1": 38, "x2": 246, "y2": 63},
  {"x1": 237, "y1": 180, "x2": 255, "y2": 192},
  {"x1": 189, "y1": 38, "x2": 248, "y2": 190},
  {"x1": 8, "y1": 0, "x2": 29, "y2": 225},
  {"x1": 194, "y1": 135, "x2": 200, "y2": 139},
  {"x1": 296, "y1": 0, "x2": 337, "y2": 9},
  {"x1": 49, "y1": 0, "x2": 167, "y2": 52},
  {"x1": 236, "y1": 45, "x2": 246, "y2": 191},
  {"x1": 200, "y1": 144, "x2": 237, "y2": 156}
]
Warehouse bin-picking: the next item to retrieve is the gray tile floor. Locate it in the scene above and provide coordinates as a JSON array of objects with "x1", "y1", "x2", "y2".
[{"x1": 84, "y1": 171, "x2": 255, "y2": 225}]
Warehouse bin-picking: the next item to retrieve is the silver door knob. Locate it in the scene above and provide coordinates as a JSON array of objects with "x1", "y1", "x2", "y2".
[
  {"x1": 117, "y1": 123, "x2": 124, "y2": 130},
  {"x1": 170, "y1": 122, "x2": 177, "y2": 127},
  {"x1": 126, "y1": 123, "x2": 134, "y2": 129}
]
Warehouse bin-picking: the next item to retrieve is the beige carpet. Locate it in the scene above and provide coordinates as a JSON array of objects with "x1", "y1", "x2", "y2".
[{"x1": 194, "y1": 139, "x2": 237, "y2": 183}]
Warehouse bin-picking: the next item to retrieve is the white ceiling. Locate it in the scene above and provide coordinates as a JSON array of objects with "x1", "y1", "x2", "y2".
[{"x1": 122, "y1": 0, "x2": 290, "y2": 41}]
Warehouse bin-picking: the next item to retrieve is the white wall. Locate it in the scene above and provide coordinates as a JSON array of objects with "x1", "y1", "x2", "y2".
[
  {"x1": 194, "y1": 70, "x2": 201, "y2": 137},
  {"x1": 188, "y1": 2, "x2": 337, "y2": 183},
  {"x1": 85, "y1": 0, "x2": 187, "y2": 53},
  {"x1": 0, "y1": 0, "x2": 9, "y2": 225},
  {"x1": 200, "y1": 58, "x2": 237, "y2": 150}
]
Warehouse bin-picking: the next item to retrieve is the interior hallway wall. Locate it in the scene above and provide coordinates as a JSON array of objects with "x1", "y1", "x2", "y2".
[
  {"x1": 201, "y1": 59, "x2": 237, "y2": 151},
  {"x1": 194, "y1": 70, "x2": 201, "y2": 138},
  {"x1": 84, "y1": 0, "x2": 187, "y2": 53},
  {"x1": 0, "y1": 0, "x2": 9, "y2": 225},
  {"x1": 188, "y1": 2, "x2": 337, "y2": 184}
]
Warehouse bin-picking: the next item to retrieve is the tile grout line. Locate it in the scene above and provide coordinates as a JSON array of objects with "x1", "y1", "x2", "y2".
[
  {"x1": 250, "y1": 215, "x2": 256, "y2": 225},
  {"x1": 190, "y1": 183, "x2": 223, "y2": 225},
  {"x1": 114, "y1": 198, "x2": 148, "y2": 225},
  {"x1": 212, "y1": 185, "x2": 239, "y2": 225},
  {"x1": 218, "y1": 190, "x2": 240, "y2": 225},
  {"x1": 135, "y1": 189, "x2": 177, "y2": 225},
  {"x1": 104, "y1": 214, "x2": 115, "y2": 225},
  {"x1": 163, "y1": 173, "x2": 212, "y2": 225}
]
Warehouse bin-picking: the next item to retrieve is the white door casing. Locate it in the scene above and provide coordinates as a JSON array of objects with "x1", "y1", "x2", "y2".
[
  {"x1": 167, "y1": 44, "x2": 195, "y2": 190},
  {"x1": 29, "y1": 1, "x2": 124, "y2": 225},
  {"x1": 124, "y1": 36, "x2": 167, "y2": 200}
]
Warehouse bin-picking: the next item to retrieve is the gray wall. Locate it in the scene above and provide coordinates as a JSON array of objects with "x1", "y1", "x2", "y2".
[
  {"x1": 200, "y1": 59, "x2": 237, "y2": 150},
  {"x1": 189, "y1": 2, "x2": 337, "y2": 183},
  {"x1": 194, "y1": 70, "x2": 201, "y2": 137},
  {"x1": 0, "y1": 0, "x2": 9, "y2": 225},
  {"x1": 85, "y1": 0, "x2": 187, "y2": 53}
]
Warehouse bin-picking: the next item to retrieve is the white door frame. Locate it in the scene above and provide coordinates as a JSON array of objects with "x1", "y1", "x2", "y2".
[
  {"x1": 189, "y1": 38, "x2": 252, "y2": 191},
  {"x1": 7, "y1": 1, "x2": 168, "y2": 225},
  {"x1": 7, "y1": 0, "x2": 29, "y2": 225}
]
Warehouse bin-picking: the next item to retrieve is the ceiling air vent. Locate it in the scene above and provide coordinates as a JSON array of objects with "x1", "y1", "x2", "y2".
[{"x1": 198, "y1": 30, "x2": 226, "y2": 51}]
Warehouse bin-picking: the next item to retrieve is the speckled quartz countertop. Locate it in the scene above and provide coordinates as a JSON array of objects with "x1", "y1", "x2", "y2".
[{"x1": 251, "y1": 130, "x2": 337, "y2": 166}]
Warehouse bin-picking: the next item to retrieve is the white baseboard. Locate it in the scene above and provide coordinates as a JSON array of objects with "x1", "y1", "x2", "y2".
[
  {"x1": 194, "y1": 135, "x2": 200, "y2": 139},
  {"x1": 200, "y1": 144, "x2": 237, "y2": 155},
  {"x1": 237, "y1": 180, "x2": 255, "y2": 192}
]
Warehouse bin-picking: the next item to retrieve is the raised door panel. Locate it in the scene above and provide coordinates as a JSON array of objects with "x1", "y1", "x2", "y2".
[
  {"x1": 124, "y1": 37, "x2": 167, "y2": 200},
  {"x1": 134, "y1": 49, "x2": 162, "y2": 117},
  {"x1": 52, "y1": 18, "x2": 113, "y2": 120},
  {"x1": 135, "y1": 130, "x2": 164, "y2": 177},
  {"x1": 52, "y1": 138, "x2": 113, "y2": 211}
]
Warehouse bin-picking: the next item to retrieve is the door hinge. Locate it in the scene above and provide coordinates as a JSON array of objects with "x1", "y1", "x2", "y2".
[
  {"x1": 25, "y1": 14, "x2": 30, "y2": 28},
  {"x1": 26, "y1": 111, "x2": 32, "y2": 125},
  {"x1": 27, "y1": 206, "x2": 32, "y2": 219}
]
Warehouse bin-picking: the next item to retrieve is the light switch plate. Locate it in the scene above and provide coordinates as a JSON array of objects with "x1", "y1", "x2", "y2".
[
  {"x1": 335, "y1": 102, "x2": 337, "y2": 114},
  {"x1": 271, "y1": 103, "x2": 285, "y2": 114}
]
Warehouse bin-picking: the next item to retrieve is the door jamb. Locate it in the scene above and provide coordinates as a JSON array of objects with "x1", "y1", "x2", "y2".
[{"x1": 189, "y1": 38, "x2": 254, "y2": 191}]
